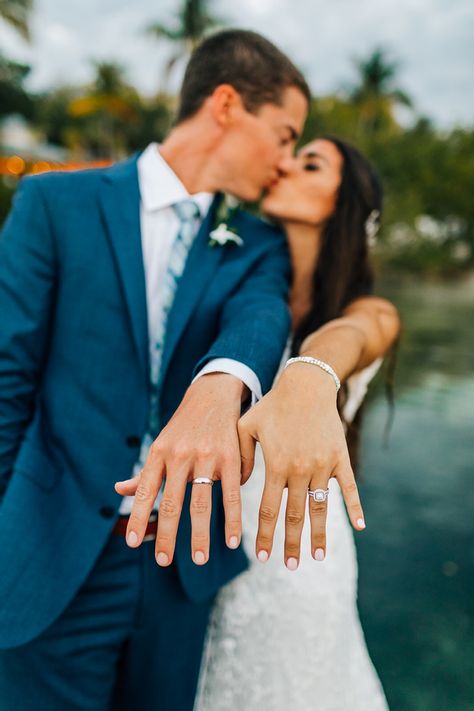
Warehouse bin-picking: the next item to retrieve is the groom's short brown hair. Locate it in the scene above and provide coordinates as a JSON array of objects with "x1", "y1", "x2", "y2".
[{"x1": 175, "y1": 29, "x2": 311, "y2": 123}]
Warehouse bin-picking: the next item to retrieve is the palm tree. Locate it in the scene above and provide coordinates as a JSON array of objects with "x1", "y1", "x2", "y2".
[
  {"x1": 352, "y1": 48, "x2": 412, "y2": 106},
  {"x1": 68, "y1": 62, "x2": 141, "y2": 159},
  {"x1": 146, "y1": 0, "x2": 220, "y2": 88},
  {"x1": 0, "y1": 0, "x2": 34, "y2": 121},
  {"x1": 0, "y1": 53, "x2": 33, "y2": 118},
  {"x1": 350, "y1": 48, "x2": 412, "y2": 134},
  {"x1": 0, "y1": 0, "x2": 33, "y2": 41}
]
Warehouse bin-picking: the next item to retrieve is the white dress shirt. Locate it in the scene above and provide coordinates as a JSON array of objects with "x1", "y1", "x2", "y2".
[{"x1": 119, "y1": 143, "x2": 261, "y2": 514}]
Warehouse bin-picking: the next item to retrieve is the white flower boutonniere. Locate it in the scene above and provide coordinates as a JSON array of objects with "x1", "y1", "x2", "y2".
[
  {"x1": 209, "y1": 223, "x2": 244, "y2": 247},
  {"x1": 209, "y1": 193, "x2": 243, "y2": 248}
]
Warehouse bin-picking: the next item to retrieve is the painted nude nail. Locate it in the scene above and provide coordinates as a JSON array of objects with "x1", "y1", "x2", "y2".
[
  {"x1": 127, "y1": 531, "x2": 138, "y2": 547},
  {"x1": 286, "y1": 557, "x2": 298, "y2": 571},
  {"x1": 156, "y1": 552, "x2": 169, "y2": 566},
  {"x1": 194, "y1": 551, "x2": 206, "y2": 565},
  {"x1": 257, "y1": 550, "x2": 269, "y2": 562},
  {"x1": 315, "y1": 548, "x2": 325, "y2": 561},
  {"x1": 229, "y1": 536, "x2": 239, "y2": 549}
]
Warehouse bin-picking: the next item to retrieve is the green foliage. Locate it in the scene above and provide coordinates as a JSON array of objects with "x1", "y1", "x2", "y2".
[
  {"x1": 0, "y1": 0, "x2": 33, "y2": 41},
  {"x1": 302, "y1": 96, "x2": 474, "y2": 274},
  {"x1": 0, "y1": 31, "x2": 472, "y2": 274},
  {"x1": 32, "y1": 63, "x2": 174, "y2": 160},
  {"x1": 0, "y1": 53, "x2": 34, "y2": 119},
  {"x1": 146, "y1": 0, "x2": 221, "y2": 89},
  {"x1": 350, "y1": 47, "x2": 412, "y2": 107}
]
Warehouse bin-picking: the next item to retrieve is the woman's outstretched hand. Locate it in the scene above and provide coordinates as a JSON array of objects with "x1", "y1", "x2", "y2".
[{"x1": 237, "y1": 362, "x2": 366, "y2": 569}]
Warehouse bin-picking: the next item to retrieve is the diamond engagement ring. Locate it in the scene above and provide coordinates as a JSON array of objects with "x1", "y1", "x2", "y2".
[
  {"x1": 192, "y1": 477, "x2": 214, "y2": 486},
  {"x1": 308, "y1": 488, "x2": 330, "y2": 502}
]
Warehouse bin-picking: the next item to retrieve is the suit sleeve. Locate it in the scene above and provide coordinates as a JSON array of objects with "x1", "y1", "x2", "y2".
[
  {"x1": 0, "y1": 176, "x2": 57, "y2": 489},
  {"x1": 192, "y1": 235, "x2": 291, "y2": 395}
]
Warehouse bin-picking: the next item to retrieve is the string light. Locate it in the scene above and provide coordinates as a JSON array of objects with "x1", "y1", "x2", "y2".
[
  {"x1": 0, "y1": 156, "x2": 112, "y2": 177},
  {"x1": 5, "y1": 156, "x2": 25, "y2": 175}
]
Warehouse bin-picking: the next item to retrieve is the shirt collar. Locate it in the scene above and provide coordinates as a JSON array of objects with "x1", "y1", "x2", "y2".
[{"x1": 137, "y1": 142, "x2": 214, "y2": 218}]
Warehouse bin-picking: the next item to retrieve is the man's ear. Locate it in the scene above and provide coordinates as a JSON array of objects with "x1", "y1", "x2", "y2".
[{"x1": 209, "y1": 84, "x2": 244, "y2": 127}]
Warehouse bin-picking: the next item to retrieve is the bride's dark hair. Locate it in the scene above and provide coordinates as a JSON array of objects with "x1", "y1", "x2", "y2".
[{"x1": 291, "y1": 136, "x2": 387, "y2": 471}]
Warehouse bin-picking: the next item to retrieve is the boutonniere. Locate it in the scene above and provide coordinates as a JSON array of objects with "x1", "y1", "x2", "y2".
[{"x1": 208, "y1": 193, "x2": 243, "y2": 247}]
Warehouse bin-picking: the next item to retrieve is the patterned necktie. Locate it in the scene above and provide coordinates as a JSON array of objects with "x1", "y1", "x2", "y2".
[{"x1": 135, "y1": 198, "x2": 201, "y2": 471}]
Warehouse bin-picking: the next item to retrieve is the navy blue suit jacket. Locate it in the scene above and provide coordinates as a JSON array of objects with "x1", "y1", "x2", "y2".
[{"x1": 0, "y1": 155, "x2": 291, "y2": 649}]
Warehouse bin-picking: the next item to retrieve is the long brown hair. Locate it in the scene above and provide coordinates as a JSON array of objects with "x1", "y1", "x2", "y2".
[{"x1": 291, "y1": 136, "x2": 384, "y2": 471}]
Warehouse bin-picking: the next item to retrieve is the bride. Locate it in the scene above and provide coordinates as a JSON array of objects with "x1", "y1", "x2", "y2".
[{"x1": 195, "y1": 136, "x2": 400, "y2": 710}]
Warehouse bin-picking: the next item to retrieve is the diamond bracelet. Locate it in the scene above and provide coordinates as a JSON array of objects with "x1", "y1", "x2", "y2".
[{"x1": 284, "y1": 356, "x2": 341, "y2": 393}]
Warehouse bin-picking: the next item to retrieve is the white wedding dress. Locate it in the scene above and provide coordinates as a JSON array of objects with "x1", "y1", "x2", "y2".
[{"x1": 195, "y1": 353, "x2": 389, "y2": 711}]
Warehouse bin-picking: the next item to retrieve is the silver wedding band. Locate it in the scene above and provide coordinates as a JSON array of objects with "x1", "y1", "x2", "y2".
[
  {"x1": 308, "y1": 488, "x2": 329, "y2": 502},
  {"x1": 192, "y1": 477, "x2": 214, "y2": 486}
]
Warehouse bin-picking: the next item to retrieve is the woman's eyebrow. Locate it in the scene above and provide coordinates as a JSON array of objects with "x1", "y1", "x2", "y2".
[{"x1": 301, "y1": 150, "x2": 328, "y2": 163}]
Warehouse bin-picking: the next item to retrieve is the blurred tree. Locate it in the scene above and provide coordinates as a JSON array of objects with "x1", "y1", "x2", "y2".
[
  {"x1": 302, "y1": 95, "x2": 474, "y2": 274},
  {"x1": 0, "y1": 0, "x2": 33, "y2": 41},
  {"x1": 34, "y1": 62, "x2": 174, "y2": 159},
  {"x1": 0, "y1": 54, "x2": 33, "y2": 118},
  {"x1": 34, "y1": 85, "x2": 80, "y2": 150},
  {"x1": 67, "y1": 61, "x2": 143, "y2": 159},
  {"x1": 302, "y1": 96, "x2": 361, "y2": 146},
  {"x1": 146, "y1": 0, "x2": 220, "y2": 88},
  {"x1": 349, "y1": 48, "x2": 412, "y2": 137},
  {"x1": 0, "y1": 0, "x2": 34, "y2": 119},
  {"x1": 1, "y1": 14, "x2": 472, "y2": 276}
]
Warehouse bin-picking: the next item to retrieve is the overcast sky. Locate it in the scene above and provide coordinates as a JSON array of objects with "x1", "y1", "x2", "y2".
[{"x1": 1, "y1": 0, "x2": 473, "y2": 128}]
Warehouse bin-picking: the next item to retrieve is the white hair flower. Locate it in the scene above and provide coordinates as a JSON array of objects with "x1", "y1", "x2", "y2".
[{"x1": 365, "y1": 209, "x2": 380, "y2": 247}]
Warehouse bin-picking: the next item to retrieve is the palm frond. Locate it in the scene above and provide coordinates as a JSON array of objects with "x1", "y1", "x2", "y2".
[
  {"x1": 0, "y1": 0, "x2": 33, "y2": 41},
  {"x1": 145, "y1": 22, "x2": 184, "y2": 42}
]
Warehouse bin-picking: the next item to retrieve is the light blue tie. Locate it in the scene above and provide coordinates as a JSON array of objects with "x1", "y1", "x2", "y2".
[{"x1": 135, "y1": 198, "x2": 201, "y2": 472}]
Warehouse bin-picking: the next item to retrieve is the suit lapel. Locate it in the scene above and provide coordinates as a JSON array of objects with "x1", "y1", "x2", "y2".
[
  {"x1": 99, "y1": 156, "x2": 149, "y2": 379},
  {"x1": 160, "y1": 194, "x2": 224, "y2": 385}
]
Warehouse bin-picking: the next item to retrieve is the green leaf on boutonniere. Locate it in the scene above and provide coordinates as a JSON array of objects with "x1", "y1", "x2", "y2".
[{"x1": 209, "y1": 193, "x2": 243, "y2": 248}]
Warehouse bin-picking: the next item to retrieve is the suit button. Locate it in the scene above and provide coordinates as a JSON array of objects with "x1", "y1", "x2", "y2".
[
  {"x1": 99, "y1": 506, "x2": 116, "y2": 519},
  {"x1": 126, "y1": 435, "x2": 141, "y2": 448}
]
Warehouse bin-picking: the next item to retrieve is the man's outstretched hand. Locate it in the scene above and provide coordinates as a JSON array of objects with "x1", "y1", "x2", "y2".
[{"x1": 115, "y1": 373, "x2": 245, "y2": 566}]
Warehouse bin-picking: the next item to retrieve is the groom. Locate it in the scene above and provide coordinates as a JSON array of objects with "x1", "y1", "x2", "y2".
[{"x1": 0, "y1": 30, "x2": 309, "y2": 710}]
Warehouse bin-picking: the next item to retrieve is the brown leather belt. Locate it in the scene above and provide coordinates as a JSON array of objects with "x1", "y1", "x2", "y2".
[{"x1": 112, "y1": 512, "x2": 158, "y2": 542}]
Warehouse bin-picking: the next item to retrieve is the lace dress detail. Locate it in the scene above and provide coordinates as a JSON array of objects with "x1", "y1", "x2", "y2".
[{"x1": 195, "y1": 355, "x2": 388, "y2": 711}]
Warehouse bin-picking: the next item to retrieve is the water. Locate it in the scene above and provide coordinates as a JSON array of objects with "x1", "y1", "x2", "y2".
[{"x1": 356, "y1": 275, "x2": 474, "y2": 711}]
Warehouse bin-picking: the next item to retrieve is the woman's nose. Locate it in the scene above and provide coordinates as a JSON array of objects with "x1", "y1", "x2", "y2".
[{"x1": 277, "y1": 156, "x2": 297, "y2": 176}]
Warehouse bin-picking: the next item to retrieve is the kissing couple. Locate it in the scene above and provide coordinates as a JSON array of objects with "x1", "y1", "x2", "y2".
[{"x1": 0, "y1": 29, "x2": 399, "y2": 711}]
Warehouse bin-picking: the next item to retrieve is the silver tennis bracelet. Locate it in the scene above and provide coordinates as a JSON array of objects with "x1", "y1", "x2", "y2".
[{"x1": 284, "y1": 356, "x2": 341, "y2": 393}]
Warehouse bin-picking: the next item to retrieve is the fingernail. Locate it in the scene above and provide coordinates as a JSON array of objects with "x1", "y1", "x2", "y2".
[
  {"x1": 315, "y1": 548, "x2": 325, "y2": 561},
  {"x1": 357, "y1": 518, "x2": 366, "y2": 529},
  {"x1": 127, "y1": 531, "x2": 138, "y2": 547},
  {"x1": 257, "y1": 550, "x2": 268, "y2": 562},
  {"x1": 156, "y1": 552, "x2": 169, "y2": 566},
  {"x1": 286, "y1": 557, "x2": 298, "y2": 571},
  {"x1": 229, "y1": 536, "x2": 239, "y2": 549},
  {"x1": 194, "y1": 551, "x2": 206, "y2": 565}
]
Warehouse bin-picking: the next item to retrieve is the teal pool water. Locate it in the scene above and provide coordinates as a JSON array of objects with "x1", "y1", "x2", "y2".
[{"x1": 356, "y1": 276, "x2": 474, "y2": 711}]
